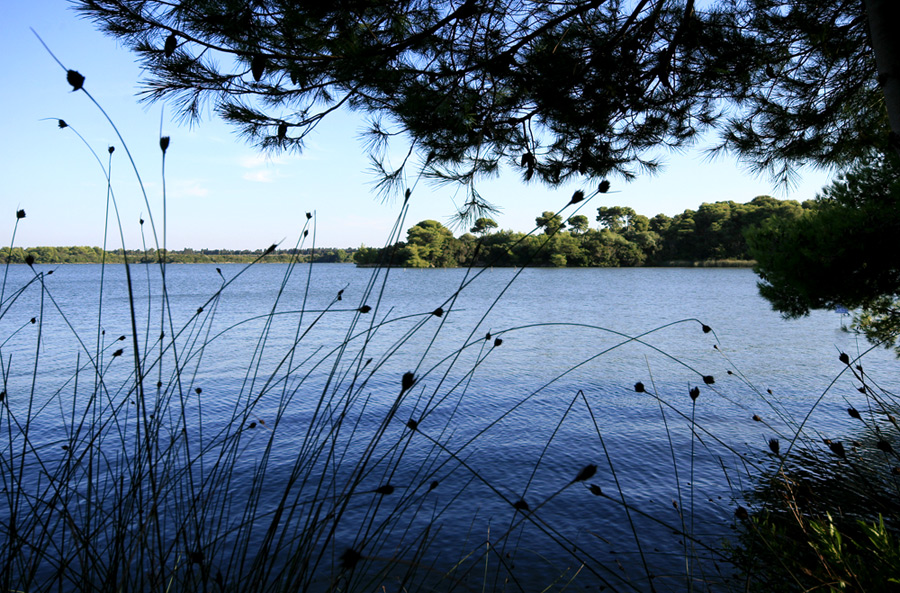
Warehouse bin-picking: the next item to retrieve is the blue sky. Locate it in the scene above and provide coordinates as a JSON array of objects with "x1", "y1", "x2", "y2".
[{"x1": 2, "y1": 1, "x2": 836, "y2": 250}]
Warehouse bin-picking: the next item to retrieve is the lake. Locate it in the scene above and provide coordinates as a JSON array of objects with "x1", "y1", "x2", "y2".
[{"x1": 1, "y1": 263, "x2": 896, "y2": 592}]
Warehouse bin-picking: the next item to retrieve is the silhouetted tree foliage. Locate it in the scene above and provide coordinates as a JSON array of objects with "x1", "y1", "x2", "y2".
[
  {"x1": 749, "y1": 153, "x2": 900, "y2": 352},
  {"x1": 74, "y1": 0, "x2": 898, "y2": 224}
]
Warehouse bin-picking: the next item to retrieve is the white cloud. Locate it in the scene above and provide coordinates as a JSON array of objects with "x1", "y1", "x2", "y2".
[
  {"x1": 239, "y1": 153, "x2": 287, "y2": 169},
  {"x1": 243, "y1": 170, "x2": 276, "y2": 183},
  {"x1": 170, "y1": 180, "x2": 210, "y2": 198},
  {"x1": 237, "y1": 151, "x2": 314, "y2": 184}
]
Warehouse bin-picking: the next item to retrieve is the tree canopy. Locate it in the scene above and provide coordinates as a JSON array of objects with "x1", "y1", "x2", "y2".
[
  {"x1": 74, "y1": 0, "x2": 898, "y2": 222},
  {"x1": 748, "y1": 153, "x2": 900, "y2": 352}
]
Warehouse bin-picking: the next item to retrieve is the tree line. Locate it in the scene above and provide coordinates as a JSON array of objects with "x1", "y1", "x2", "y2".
[
  {"x1": 1, "y1": 246, "x2": 355, "y2": 265},
  {"x1": 354, "y1": 196, "x2": 812, "y2": 268}
]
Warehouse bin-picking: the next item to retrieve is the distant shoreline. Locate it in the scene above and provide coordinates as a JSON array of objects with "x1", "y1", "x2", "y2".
[{"x1": 0, "y1": 246, "x2": 357, "y2": 265}]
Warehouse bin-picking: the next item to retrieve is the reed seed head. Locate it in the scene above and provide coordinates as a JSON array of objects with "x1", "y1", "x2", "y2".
[
  {"x1": 340, "y1": 547, "x2": 362, "y2": 570},
  {"x1": 828, "y1": 440, "x2": 846, "y2": 458},
  {"x1": 877, "y1": 440, "x2": 893, "y2": 453},
  {"x1": 735, "y1": 506, "x2": 749, "y2": 521},
  {"x1": 429, "y1": 480, "x2": 439, "y2": 490},
  {"x1": 598, "y1": 180, "x2": 611, "y2": 193},
  {"x1": 689, "y1": 386, "x2": 700, "y2": 401},
  {"x1": 431, "y1": 307, "x2": 444, "y2": 317},
  {"x1": 112, "y1": 349, "x2": 123, "y2": 357},
  {"x1": 306, "y1": 212, "x2": 312, "y2": 219},
  {"x1": 358, "y1": 305, "x2": 371, "y2": 313},
  {"x1": 16, "y1": 209, "x2": 26, "y2": 219},
  {"x1": 485, "y1": 332, "x2": 491, "y2": 340},
  {"x1": 701, "y1": 324, "x2": 712, "y2": 333},
  {"x1": 0, "y1": 391, "x2": 5, "y2": 402},
  {"x1": 189, "y1": 550, "x2": 204, "y2": 565},
  {"x1": 406, "y1": 418, "x2": 418, "y2": 431},
  {"x1": 159, "y1": 136, "x2": 170, "y2": 153},
  {"x1": 703, "y1": 375, "x2": 715, "y2": 385},
  {"x1": 493, "y1": 337, "x2": 503, "y2": 347},
  {"x1": 589, "y1": 484, "x2": 602, "y2": 496},
  {"x1": 303, "y1": 229, "x2": 308, "y2": 237},
  {"x1": 25, "y1": 254, "x2": 35, "y2": 267},
  {"x1": 570, "y1": 190, "x2": 585, "y2": 204},
  {"x1": 57, "y1": 119, "x2": 67, "y2": 129},
  {"x1": 752, "y1": 415, "x2": 761, "y2": 422},
  {"x1": 513, "y1": 499, "x2": 530, "y2": 511},
  {"x1": 195, "y1": 387, "x2": 202, "y2": 395},
  {"x1": 574, "y1": 464, "x2": 598, "y2": 482},
  {"x1": 249, "y1": 422, "x2": 256, "y2": 429},
  {"x1": 848, "y1": 407, "x2": 861, "y2": 419},
  {"x1": 140, "y1": 218, "x2": 144, "y2": 225},
  {"x1": 634, "y1": 382, "x2": 645, "y2": 393},
  {"x1": 401, "y1": 372, "x2": 415, "y2": 393},
  {"x1": 265, "y1": 244, "x2": 276, "y2": 255},
  {"x1": 197, "y1": 307, "x2": 203, "y2": 314},
  {"x1": 839, "y1": 352, "x2": 850, "y2": 365},
  {"x1": 337, "y1": 289, "x2": 343, "y2": 301},
  {"x1": 768, "y1": 438, "x2": 780, "y2": 455},
  {"x1": 30, "y1": 317, "x2": 36, "y2": 324},
  {"x1": 374, "y1": 484, "x2": 395, "y2": 495},
  {"x1": 66, "y1": 70, "x2": 85, "y2": 91}
]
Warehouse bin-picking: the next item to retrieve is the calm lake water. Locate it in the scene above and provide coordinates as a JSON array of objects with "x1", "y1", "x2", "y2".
[{"x1": 2, "y1": 263, "x2": 896, "y2": 591}]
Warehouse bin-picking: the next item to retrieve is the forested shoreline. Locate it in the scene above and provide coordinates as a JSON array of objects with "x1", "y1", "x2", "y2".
[
  {"x1": 0, "y1": 246, "x2": 356, "y2": 265},
  {"x1": 7, "y1": 196, "x2": 812, "y2": 268},
  {"x1": 354, "y1": 196, "x2": 812, "y2": 268}
]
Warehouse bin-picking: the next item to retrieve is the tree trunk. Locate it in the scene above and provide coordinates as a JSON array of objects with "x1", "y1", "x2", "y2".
[{"x1": 863, "y1": 0, "x2": 900, "y2": 157}]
